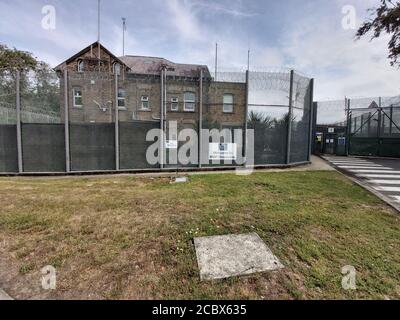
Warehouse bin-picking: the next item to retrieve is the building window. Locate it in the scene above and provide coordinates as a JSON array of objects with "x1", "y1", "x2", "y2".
[
  {"x1": 141, "y1": 95, "x2": 150, "y2": 110},
  {"x1": 184, "y1": 92, "x2": 196, "y2": 112},
  {"x1": 118, "y1": 88, "x2": 126, "y2": 108},
  {"x1": 113, "y1": 62, "x2": 121, "y2": 75},
  {"x1": 223, "y1": 94, "x2": 234, "y2": 113},
  {"x1": 77, "y1": 60, "x2": 84, "y2": 72},
  {"x1": 73, "y1": 87, "x2": 82, "y2": 107},
  {"x1": 171, "y1": 97, "x2": 179, "y2": 111}
]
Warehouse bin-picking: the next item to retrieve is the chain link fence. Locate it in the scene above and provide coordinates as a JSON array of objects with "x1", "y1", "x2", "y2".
[
  {"x1": 315, "y1": 95, "x2": 400, "y2": 157},
  {"x1": 0, "y1": 67, "x2": 314, "y2": 174}
]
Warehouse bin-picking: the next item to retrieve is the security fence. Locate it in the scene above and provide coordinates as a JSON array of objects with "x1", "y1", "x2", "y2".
[
  {"x1": 315, "y1": 96, "x2": 400, "y2": 158},
  {"x1": 0, "y1": 67, "x2": 314, "y2": 174}
]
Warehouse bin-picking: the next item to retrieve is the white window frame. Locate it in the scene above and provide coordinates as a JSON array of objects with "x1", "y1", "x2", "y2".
[
  {"x1": 77, "y1": 60, "x2": 84, "y2": 72},
  {"x1": 184, "y1": 92, "x2": 196, "y2": 112},
  {"x1": 118, "y1": 88, "x2": 126, "y2": 109},
  {"x1": 223, "y1": 94, "x2": 234, "y2": 113},
  {"x1": 171, "y1": 97, "x2": 179, "y2": 111},
  {"x1": 140, "y1": 95, "x2": 150, "y2": 110},
  {"x1": 73, "y1": 87, "x2": 83, "y2": 108}
]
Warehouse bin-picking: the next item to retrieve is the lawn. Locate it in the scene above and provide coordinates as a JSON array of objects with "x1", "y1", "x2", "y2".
[{"x1": 0, "y1": 171, "x2": 399, "y2": 300}]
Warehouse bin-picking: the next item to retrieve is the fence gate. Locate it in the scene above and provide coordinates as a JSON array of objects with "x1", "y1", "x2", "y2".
[{"x1": 348, "y1": 103, "x2": 400, "y2": 158}]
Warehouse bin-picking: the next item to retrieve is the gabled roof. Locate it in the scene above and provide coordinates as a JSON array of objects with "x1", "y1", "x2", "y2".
[
  {"x1": 54, "y1": 41, "x2": 128, "y2": 71},
  {"x1": 54, "y1": 42, "x2": 211, "y2": 78},
  {"x1": 119, "y1": 55, "x2": 211, "y2": 78},
  {"x1": 368, "y1": 101, "x2": 379, "y2": 109}
]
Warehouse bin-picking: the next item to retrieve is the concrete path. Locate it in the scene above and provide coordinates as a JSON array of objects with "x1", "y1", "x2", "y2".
[
  {"x1": 322, "y1": 156, "x2": 400, "y2": 213},
  {"x1": 2, "y1": 155, "x2": 332, "y2": 181}
]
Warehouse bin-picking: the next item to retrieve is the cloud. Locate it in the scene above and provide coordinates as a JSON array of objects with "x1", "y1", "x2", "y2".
[
  {"x1": 1, "y1": 0, "x2": 398, "y2": 101},
  {"x1": 190, "y1": 0, "x2": 257, "y2": 18},
  {"x1": 0, "y1": 0, "x2": 95, "y2": 66},
  {"x1": 280, "y1": 0, "x2": 400, "y2": 100},
  {"x1": 166, "y1": 0, "x2": 204, "y2": 43},
  {"x1": 250, "y1": 47, "x2": 286, "y2": 69}
]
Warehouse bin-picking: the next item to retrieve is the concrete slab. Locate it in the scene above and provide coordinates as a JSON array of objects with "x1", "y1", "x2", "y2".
[
  {"x1": 194, "y1": 233, "x2": 283, "y2": 281},
  {"x1": 171, "y1": 176, "x2": 189, "y2": 183},
  {"x1": 0, "y1": 288, "x2": 13, "y2": 300}
]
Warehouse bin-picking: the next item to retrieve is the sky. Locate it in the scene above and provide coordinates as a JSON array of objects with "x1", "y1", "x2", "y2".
[{"x1": 0, "y1": 0, "x2": 399, "y2": 101}]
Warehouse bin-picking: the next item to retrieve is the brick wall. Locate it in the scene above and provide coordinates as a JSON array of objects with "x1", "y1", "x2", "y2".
[{"x1": 60, "y1": 52, "x2": 246, "y2": 127}]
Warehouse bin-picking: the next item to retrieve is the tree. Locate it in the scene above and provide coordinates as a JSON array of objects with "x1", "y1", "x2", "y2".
[
  {"x1": 356, "y1": 0, "x2": 400, "y2": 66},
  {"x1": 0, "y1": 44, "x2": 60, "y2": 114},
  {"x1": 0, "y1": 44, "x2": 37, "y2": 70},
  {"x1": 247, "y1": 111, "x2": 273, "y2": 128}
]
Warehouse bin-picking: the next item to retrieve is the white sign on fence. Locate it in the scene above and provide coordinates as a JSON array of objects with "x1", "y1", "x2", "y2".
[
  {"x1": 165, "y1": 140, "x2": 178, "y2": 149},
  {"x1": 209, "y1": 143, "x2": 237, "y2": 161}
]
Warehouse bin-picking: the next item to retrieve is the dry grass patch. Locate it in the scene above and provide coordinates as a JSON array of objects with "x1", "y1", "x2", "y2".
[{"x1": 0, "y1": 171, "x2": 399, "y2": 299}]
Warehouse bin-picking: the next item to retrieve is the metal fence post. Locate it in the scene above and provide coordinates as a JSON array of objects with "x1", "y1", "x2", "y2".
[
  {"x1": 64, "y1": 70, "x2": 71, "y2": 173},
  {"x1": 346, "y1": 99, "x2": 351, "y2": 156},
  {"x1": 378, "y1": 97, "x2": 382, "y2": 137},
  {"x1": 307, "y1": 78, "x2": 314, "y2": 161},
  {"x1": 389, "y1": 106, "x2": 393, "y2": 136},
  {"x1": 115, "y1": 73, "x2": 120, "y2": 171},
  {"x1": 367, "y1": 111, "x2": 371, "y2": 136},
  {"x1": 199, "y1": 69, "x2": 203, "y2": 168},
  {"x1": 160, "y1": 68, "x2": 164, "y2": 169},
  {"x1": 377, "y1": 97, "x2": 382, "y2": 156},
  {"x1": 244, "y1": 70, "x2": 249, "y2": 164},
  {"x1": 16, "y1": 70, "x2": 23, "y2": 173},
  {"x1": 285, "y1": 70, "x2": 294, "y2": 164}
]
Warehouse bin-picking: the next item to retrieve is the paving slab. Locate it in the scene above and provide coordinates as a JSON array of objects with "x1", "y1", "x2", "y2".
[
  {"x1": 194, "y1": 233, "x2": 283, "y2": 281},
  {"x1": 0, "y1": 288, "x2": 13, "y2": 300}
]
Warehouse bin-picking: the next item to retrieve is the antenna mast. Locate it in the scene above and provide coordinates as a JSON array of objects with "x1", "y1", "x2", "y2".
[
  {"x1": 247, "y1": 49, "x2": 250, "y2": 71},
  {"x1": 97, "y1": 0, "x2": 101, "y2": 42},
  {"x1": 97, "y1": 0, "x2": 101, "y2": 71},
  {"x1": 122, "y1": 18, "x2": 126, "y2": 56},
  {"x1": 215, "y1": 43, "x2": 218, "y2": 81}
]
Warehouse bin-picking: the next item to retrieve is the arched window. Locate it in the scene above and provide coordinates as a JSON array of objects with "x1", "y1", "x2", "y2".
[
  {"x1": 113, "y1": 62, "x2": 121, "y2": 75},
  {"x1": 77, "y1": 60, "x2": 84, "y2": 72}
]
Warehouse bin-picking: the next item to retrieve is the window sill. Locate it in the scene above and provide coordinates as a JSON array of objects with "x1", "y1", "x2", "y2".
[
  {"x1": 118, "y1": 107, "x2": 127, "y2": 111},
  {"x1": 223, "y1": 112, "x2": 234, "y2": 114},
  {"x1": 73, "y1": 105, "x2": 83, "y2": 109},
  {"x1": 183, "y1": 110, "x2": 196, "y2": 113},
  {"x1": 138, "y1": 109, "x2": 152, "y2": 112}
]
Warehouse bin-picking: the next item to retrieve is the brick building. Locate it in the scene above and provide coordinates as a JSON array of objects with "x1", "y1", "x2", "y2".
[{"x1": 55, "y1": 42, "x2": 246, "y2": 129}]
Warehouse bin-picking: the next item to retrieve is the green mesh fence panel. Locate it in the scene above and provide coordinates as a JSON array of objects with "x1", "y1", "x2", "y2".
[
  {"x1": 0, "y1": 125, "x2": 17, "y2": 172},
  {"x1": 70, "y1": 123, "x2": 115, "y2": 171},
  {"x1": 119, "y1": 121, "x2": 160, "y2": 170},
  {"x1": 21, "y1": 123, "x2": 65, "y2": 172}
]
